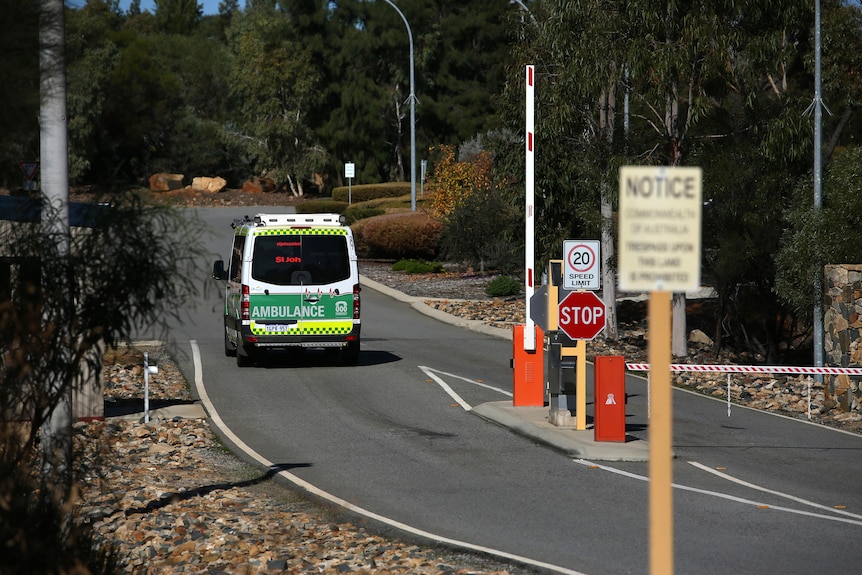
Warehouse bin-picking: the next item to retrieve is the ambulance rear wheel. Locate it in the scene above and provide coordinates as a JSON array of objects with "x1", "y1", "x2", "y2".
[
  {"x1": 224, "y1": 331, "x2": 236, "y2": 357},
  {"x1": 342, "y1": 341, "x2": 360, "y2": 366},
  {"x1": 236, "y1": 346, "x2": 254, "y2": 367}
]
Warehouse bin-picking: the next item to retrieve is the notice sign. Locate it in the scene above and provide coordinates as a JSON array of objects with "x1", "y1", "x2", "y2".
[
  {"x1": 618, "y1": 166, "x2": 702, "y2": 292},
  {"x1": 563, "y1": 240, "x2": 600, "y2": 290}
]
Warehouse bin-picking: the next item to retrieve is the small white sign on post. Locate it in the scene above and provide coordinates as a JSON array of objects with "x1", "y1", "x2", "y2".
[
  {"x1": 345, "y1": 162, "x2": 355, "y2": 204},
  {"x1": 563, "y1": 240, "x2": 600, "y2": 290},
  {"x1": 618, "y1": 166, "x2": 702, "y2": 292}
]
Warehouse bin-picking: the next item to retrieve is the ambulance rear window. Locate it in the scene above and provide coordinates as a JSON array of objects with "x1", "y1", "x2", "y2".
[{"x1": 251, "y1": 234, "x2": 349, "y2": 286}]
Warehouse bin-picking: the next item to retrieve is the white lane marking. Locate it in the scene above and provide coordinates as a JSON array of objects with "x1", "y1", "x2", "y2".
[
  {"x1": 688, "y1": 461, "x2": 862, "y2": 520},
  {"x1": 421, "y1": 367, "x2": 513, "y2": 396},
  {"x1": 190, "y1": 341, "x2": 586, "y2": 575},
  {"x1": 574, "y1": 459, "x2": 862, "y2": 527},
  {"x1": 419, "y1": 366, "x2": 473, "y2": 411},
  {"x1": 418, "y1": 366, "x2": 512, "y2": 413}
]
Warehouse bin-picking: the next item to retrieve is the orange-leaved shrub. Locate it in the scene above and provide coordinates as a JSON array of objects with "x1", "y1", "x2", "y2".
[
  {"x1": 353, "y1": 212, "x2": 442, "y2": 259},
  {"x1": 426, "y1": 144, "x2": 493, "y2": 218}
]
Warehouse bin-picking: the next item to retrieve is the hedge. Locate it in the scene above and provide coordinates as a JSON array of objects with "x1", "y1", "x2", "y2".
[
  {"x1": 331, "y1": 182, "x2": 411, "y2": 203},
  {"x1": 352, "y1": 212, "x2": 442, "y2": 259}
]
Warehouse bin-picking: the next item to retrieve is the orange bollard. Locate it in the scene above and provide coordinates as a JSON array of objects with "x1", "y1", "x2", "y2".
[
  {"x1": 512, "y1": 324, "x2": 545, "y2": 406},
  {"x1": 594, "y1": 355, "x2": 626, "y2": 442}
]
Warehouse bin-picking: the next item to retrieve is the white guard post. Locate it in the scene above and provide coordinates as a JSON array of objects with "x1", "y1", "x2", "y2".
[
  {"x1": 524, "y1": 64, "x2": 536, "y2": 351},
  {"x1": 143, "y1": 352, "x2": 159, "y2": 424}
]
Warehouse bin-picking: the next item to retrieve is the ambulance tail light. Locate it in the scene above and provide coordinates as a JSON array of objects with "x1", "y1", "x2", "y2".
[
  {"x1": 241, "y1": 284, "x2": 250, "y2": 321},
  {"x1": 353, "y1": 283, "x2": 361, "y2": 319}
]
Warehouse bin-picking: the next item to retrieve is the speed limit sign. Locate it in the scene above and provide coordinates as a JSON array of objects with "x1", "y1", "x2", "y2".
[{"x1": 563, "y1": 240, "x2": 600, "y2": 290}]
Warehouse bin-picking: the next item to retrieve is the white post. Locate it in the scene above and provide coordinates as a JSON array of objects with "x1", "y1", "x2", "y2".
[
  {"x1": 345, "y1": 162, "x2": 355, "y2": 204},
  {"x1": 727, "y1": 374, "x2": 731, "y2": 417},
  {"x1": 524, "y1": 64, "x2": 536, "y2": 351},
  {"x1": 144, "y1": 352, "x2": 150, "y2": 423}
]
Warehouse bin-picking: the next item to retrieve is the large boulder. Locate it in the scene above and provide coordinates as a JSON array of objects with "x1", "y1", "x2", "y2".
[
  {"x1": 149, "y1": 173, "x2": 185, "y2": 192},
  {"x1": 191, "y1": 176, "x2": 227, "y2": 194},
  {"x1": 688, "y1": 329, "x2": 714, "y2": 346},
  {"x1": 241, "y1": 177, "x2": 277, "y2": 194}
]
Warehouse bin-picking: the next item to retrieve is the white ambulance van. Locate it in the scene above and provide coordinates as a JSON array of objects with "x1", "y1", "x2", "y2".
[{"x1": 212, "y1": 213, "x2": 361, "y2": 367}]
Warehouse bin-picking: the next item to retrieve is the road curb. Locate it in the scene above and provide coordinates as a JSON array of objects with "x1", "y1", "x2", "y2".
[
  {"x1": 472, "y1": 401, "x2": 650, "y2": 462},
  {"x1": 360, "y1": 275, "x2": 513, "y2": 341}
]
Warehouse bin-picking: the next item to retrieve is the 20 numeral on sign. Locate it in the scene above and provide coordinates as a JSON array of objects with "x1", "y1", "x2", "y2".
[{"x1": 568, "y1": 245, "x2": 595, "y2": 272}]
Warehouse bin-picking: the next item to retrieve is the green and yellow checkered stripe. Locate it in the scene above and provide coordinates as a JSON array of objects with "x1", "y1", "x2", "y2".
[{"x1": 253, "y1": 228, "x2": 347, "y2": 236}]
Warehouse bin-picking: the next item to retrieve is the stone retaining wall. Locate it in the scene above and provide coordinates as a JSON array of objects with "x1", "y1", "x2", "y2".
[{"x1": 824, "y1": 264, "x2": 862, "y2": 412}]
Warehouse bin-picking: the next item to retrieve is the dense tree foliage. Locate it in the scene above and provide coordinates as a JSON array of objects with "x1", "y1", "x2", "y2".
[
  {"x1": 0, "y1": 0, "x2": 40, "y2": 188},
  {"x1": 4, "y1": 0, "x2": 862, "y2": 361},
  {"x1": 27, "y1": 0, "x2": 515, "y2": 191},
  {"x1": 495, "y1": 0, "x2": 862, "y2": 362}
]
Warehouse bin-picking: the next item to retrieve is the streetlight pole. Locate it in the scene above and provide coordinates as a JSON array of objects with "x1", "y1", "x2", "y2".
[
  {"x1": 814, "y1": 0, "x2": 823, "y2": 378},
  {"x1": 509, "y1": 0, "x2": 537, "y2": 24},
  {"x1": 382, "y1": 0, "x2": 416, "y2": 211}
]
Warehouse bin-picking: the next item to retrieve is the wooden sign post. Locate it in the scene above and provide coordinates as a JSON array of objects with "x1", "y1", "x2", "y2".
[{"x1": 618, "y1": 166, "x2": 702, "y2": 575}]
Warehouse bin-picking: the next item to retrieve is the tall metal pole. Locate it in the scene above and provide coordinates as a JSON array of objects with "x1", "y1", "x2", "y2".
[
  {"x1": 509, "y1": 0, "x2": 537, "y2": 24},
  {"x1": 813, "y1": 0, "x2": 823, "y2": 375},
  {"x1": 382, "y1": 0, "x2": 416, "y2": 211}
]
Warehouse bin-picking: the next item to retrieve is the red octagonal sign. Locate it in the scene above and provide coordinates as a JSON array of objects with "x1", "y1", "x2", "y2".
[{"x1": 558, "y1": 290, "x2": 606, "y2": 340}]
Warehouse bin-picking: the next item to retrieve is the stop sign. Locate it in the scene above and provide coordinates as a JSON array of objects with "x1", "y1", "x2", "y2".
[{"x1": 558, "y1": 291, "x2": 606, "y2": 340}]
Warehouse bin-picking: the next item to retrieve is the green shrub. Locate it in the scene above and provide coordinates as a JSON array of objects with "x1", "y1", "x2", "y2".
[
  {"x1": 296, "y1": 199, "x2": 349, "y2": 214},
  {"x1": 439, "y1": 185, "x2": 521, "y2": 274},
  {"x1": 485, "y1": 275, "x2": 522, "y2": 297},
  {"x1": 355, "y1": 212, "x2": 442, "y2": 259},
  {"x1": 392, "y1": 259, "x2": 445, "y2": 274},
  {"x1": 342, "y1": 206, "x2": 386, "y2": 225},
  {"x1": 332, "y1": 182, "x2": 411, "y2": 203}
]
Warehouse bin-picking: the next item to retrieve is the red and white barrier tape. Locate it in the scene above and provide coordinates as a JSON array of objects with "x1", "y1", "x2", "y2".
[{"x1": 625, "y1": 364, "x2": 862, "y2": 376}]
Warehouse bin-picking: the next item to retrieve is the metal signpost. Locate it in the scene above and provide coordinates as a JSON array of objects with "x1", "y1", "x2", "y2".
[{"x1": 345, "y1": 162, "x2": 355, "y2": 204}]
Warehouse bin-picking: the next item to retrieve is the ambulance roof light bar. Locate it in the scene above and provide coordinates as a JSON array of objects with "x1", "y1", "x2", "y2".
[{"x1": 251, "y1": 213, "x2": 346, "y2": 227}]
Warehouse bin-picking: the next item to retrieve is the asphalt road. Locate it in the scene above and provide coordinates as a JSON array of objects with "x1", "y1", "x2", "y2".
[{"x1": 155, "y1": 207, "x2": 862, "y2": 575}]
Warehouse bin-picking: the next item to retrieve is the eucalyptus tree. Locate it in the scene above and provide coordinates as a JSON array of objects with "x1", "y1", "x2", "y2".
[
  {"x1": 498, "y1": 1, "x2": 624, "y2": 339},
  {"x1": 154, "y1": 0, "x2": 203, "y2": 33},
  {"x1": 774, "y1": 0, "x2": 862, "y2": 331},
  {"x1": 279, "y1": 0, "x2": 513, "y2": 187},
  {"x1": 65, "y1": 0, "x2": 124, "y2": 183},
  {"x1": 616, "y1": 0, "x2": 807, "y2": 356},
  {"x1": 225, "y1": 1, "x2": 325, "y2": 194},
  {"x1": 417, "y1": 0, "x2": 513, "y2": 146},
  {"x1": 299, "y1": 0, "x2": 397, "y2": 184},
  {"x1": 64, "y1": 3, "x2": 232, "y2": 185},
  {"x1": 499, "y1": 0, "x2": 834, "y2": 359}
]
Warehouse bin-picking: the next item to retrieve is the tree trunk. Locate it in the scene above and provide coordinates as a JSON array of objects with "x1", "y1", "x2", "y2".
[
  {"x1": 40, "y1": 0, "x2": 73, "y2": 499},
  {"x1": 601, "y1": 186, "x2": 618, "y2": 340},
  {"x1": 672, "y1": 292, "x2": 687, "y2": 357},
  {"x1": 599, "y1": 80, "x2": 618, "y2": 340}
]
